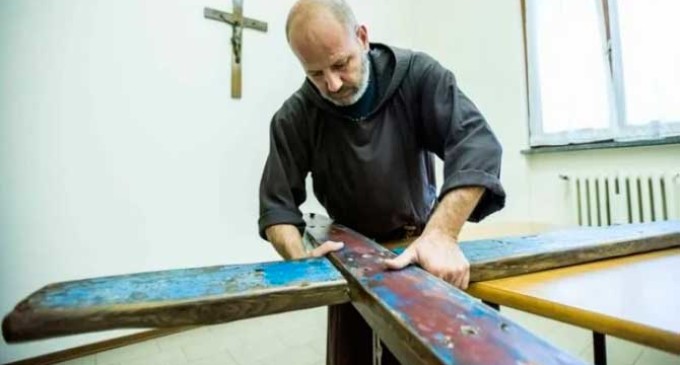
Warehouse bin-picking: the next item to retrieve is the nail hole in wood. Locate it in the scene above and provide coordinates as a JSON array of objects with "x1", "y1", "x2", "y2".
[{"x1": 460, "y1": 325, "x2": 479, "y2": 336}]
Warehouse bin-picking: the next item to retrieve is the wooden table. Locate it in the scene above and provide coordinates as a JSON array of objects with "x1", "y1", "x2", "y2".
[{"x1": 467, "y1": 248, "x2": 680, "y2": 364}]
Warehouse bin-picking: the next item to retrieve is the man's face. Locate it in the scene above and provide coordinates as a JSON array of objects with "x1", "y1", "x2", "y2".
[{"x1": 289, "y1": 15, "x2": 370, "y2": 106}]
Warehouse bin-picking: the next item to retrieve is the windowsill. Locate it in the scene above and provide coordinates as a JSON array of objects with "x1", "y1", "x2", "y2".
[{"x1": 521, "y1": 136, "x2": 680, "y2": 155}]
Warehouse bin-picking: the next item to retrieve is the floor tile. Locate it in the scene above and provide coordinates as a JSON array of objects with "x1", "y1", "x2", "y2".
[
  {"x1": 182, "y1": 338, "x2": 233, "y2": 362},
  {"x1": 540, "y1": 322, "x2": 592, "y2": 357},
  {"x1": 605, "y1": 337, "x2": 645, "y2": 365},
  {"x1": 56, "y1": 356, "x2": 96, "y2": 365},
  {"x1": 119, "y1": 348, "x2": 188, "y2": 365},
  {"x1": 95, "y1": 340, "x2": 159, "y2": 365},
  {"x1": 185, "y1": 351, "x2": 238, "y2": 365},
  {"x1": 252, "y1": 343, "x2": 322, "y2": 365},
  {"x1": 578, "y1": 343, "x2": 594, "y2": 364},
  {"x1": 223, "y1": 330, "x2": 288, "y2": 364},
  {"x1": 634, "y1": 348, "x2": 680, "y2": 365},
  {"x1": 157, "y1": 327, "x2": 215, "y2": 351}
]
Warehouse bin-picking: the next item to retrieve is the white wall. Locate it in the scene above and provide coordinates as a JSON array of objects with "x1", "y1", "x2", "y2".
[
  {"x1": 4, "y1": 0, "x2": 677, "y2": 362},
  {"x1": 413, "y1": 0, "x2": 680, "y2": 225},
  {"x1": 0, "y1": 0, "x2": 415, "y2": 361},
  {"x1": 413, "y1": 0, "x2": 532, "y2": 223}
]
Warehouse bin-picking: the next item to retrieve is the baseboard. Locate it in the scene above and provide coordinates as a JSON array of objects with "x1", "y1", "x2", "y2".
[{"x1": 5, "y1": 327, "x2": 193, "y2": 365}]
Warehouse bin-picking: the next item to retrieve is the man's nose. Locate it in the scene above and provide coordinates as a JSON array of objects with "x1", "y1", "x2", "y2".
[{"x1": 324, "y1": 72, "x2": 343, "y2": 93}]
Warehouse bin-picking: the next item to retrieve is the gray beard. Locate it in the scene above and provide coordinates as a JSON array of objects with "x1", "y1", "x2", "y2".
[{"x1": 323, "y1": 51, "x2": 370, "y2": 107}]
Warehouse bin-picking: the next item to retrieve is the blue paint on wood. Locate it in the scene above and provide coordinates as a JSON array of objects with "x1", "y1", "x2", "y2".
[
  {"x1": 39, "y1": 258, "x2": 342, "y2": 309},
  {"x1": 308, "y1": 222, "x2": 585, "y2": 365}
]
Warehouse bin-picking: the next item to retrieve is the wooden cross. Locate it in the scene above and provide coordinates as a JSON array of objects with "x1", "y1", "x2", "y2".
[
  {"x1": 204, "y1": 1, "x2": 268, "y2": 99},
  {"x1": 3, "y1": 216, "x2": 680, "y2": 363}
]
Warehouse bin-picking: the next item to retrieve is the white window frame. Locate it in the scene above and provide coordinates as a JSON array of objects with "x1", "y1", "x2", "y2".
[{"x1": 525, "y1": 0, "x2": 680, "y2": 147}]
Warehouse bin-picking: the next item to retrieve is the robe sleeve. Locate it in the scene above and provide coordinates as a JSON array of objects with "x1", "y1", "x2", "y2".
[
  {"x1": 416, "y1": 54, "x2": 505, "y2": 222},
  {"x1": 258, "y1": 110, "x2": 310, "y2": 239}
]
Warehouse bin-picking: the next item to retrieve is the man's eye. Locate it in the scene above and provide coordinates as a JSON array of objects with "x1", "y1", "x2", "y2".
[
  {"x1": 333, "y1": 60, "x2": 349, "y2": 70},
  {"x1": 309, "y1": 71, "x2": 323, "y2": 78}
]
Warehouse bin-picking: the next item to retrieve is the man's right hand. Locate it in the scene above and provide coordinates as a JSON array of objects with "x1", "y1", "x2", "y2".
[{"x1": 265, "y1": 224, "x2": 344, "y2": 260}]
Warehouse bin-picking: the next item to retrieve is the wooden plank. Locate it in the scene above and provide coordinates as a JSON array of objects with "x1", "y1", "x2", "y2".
[
  {"x1": 305, "y1": 215, "x2": 585, "y2": 365},
  {"x1": 467, "y1": 248, "x2": 680, "y2": 354},
  {"x1": 230, "y1": 0, "x2": 243, "y2": 99},
  {"x1": 2, "y1": 258, "x2": 349, "y2": 342},
  {"x1": 464, "y1": 220, "x2": 680, "y2": 281},
  {"x1": 5, "y1": 327, "x2": 189, "y2": 365},
  {"x1": 390, "y1": 220, "x2": 680, "y2": 282},
  {"x1": 4, "y1": 216, "x2": 678, "y2": 345},
  {"x1": 231, "y1": 54, "x2": 242, "y2": 98}
]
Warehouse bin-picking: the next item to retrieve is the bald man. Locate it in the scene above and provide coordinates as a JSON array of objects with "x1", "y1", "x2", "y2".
[{"x1": 258, "y1": 1, "x2": 505, "y2": 363}]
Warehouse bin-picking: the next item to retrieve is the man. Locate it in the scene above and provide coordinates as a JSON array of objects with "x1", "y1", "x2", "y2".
[{"x1": 258, "y1": 0, "x2": 505, "y2": 363}]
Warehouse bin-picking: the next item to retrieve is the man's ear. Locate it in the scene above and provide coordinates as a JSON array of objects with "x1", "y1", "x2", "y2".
[{"x1": 355, "y1": 25, "x2": 369, "y2": 50}]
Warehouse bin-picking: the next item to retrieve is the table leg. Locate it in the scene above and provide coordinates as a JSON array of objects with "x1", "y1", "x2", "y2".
[
  {"x1": 593, "y1": 331, "x2": 607, "y2": 365},
  {"x1": 373, "y1": 331, "x2": 382, "y2": 365},
  {"x1": 483, "y1": 300, "x2": 500, "y2": 311}
]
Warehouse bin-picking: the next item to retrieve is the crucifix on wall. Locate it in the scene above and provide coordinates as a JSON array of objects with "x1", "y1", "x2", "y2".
[{"x1": 204, "y1": 0, "x2": 268, "y2": 99}]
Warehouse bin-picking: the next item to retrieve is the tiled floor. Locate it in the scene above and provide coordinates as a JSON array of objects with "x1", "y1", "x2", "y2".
[{"x1": 57, "y1": 307, "x2": 679, "y2": 365}]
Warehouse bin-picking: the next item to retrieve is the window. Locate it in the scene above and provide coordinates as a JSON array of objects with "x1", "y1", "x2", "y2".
[{"x1": 525, "y1": 0, "x2": 680, "y2": 147}]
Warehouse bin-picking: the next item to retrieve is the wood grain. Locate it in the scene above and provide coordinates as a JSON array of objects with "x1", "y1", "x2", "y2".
[
  {"x1": 4, "y1": 216, "x2": 678, "y2": 346},
  {"x1": 231, "y1": 61, "x2": 241, "y2": 98},
  {"x1": 3, "y1": 258, "x2": 349, "y2": 342},
  {"x1": 305, "y1": 215, "x2": 585, "y2": 365}
]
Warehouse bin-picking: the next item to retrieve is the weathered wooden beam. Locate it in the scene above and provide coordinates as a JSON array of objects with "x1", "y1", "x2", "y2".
[
  {"x1": 466, "y1": 220, "x2": 680, "y2": 281},
  {"x1": 391, "y1": 220, "x2": 680, "y2": 282},
  {"x1": 3, "y1": 216, "x2": 678, "y2": 346},
  {"x1": 305, "y1": 215, "x2": 586, "y2": 365},
  {"x1": 2, "y1": 258, "x2": 349, "y2": 342}
]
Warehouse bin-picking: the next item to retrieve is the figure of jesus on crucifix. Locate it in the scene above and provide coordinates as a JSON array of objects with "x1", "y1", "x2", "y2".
[{"x1": 205, "y1": 0, "x2": 267, "y2": 98}]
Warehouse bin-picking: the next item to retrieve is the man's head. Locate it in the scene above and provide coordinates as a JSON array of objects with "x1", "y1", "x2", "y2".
[{"x1": 286, "y1": 0, "x2": 370, "y2": 106}]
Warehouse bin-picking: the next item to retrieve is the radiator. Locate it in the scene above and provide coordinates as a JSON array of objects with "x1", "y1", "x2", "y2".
[{"x1": 562, "y1": 172, "x2": 680, "y2": 226}]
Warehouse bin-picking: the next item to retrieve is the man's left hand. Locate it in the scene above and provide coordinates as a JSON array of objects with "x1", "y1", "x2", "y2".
[{"x1": 383, "y1": 230, "x2": 470, "y2": 289}]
